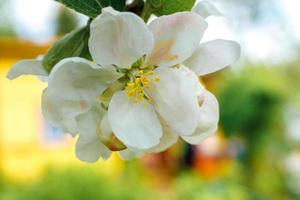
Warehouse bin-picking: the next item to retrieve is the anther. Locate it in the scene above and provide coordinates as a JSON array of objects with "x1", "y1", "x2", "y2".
[
  {"x1": 141, "y1": 77, "x2": 150, "y2": 85},
  {"x1": 127, "y1": 82, "x2": 135, "y2": 87},
  {"x1": 135, "y1": 78, "x2": 141, "y2": 84},
  {"x1": 148, "y1": 71, "x2": 155, "y2": 75},
  {"x1": 128, "y1": 89, "x2": 136, "y2": 97},
  {"x1": 155, "y1": 77, "x2": 161, "y2": 82}
]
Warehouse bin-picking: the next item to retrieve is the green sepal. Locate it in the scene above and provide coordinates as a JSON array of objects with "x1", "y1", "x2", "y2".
[
  {"x1": 55, "y1": 0, "x2": 126, "y2": 18},
  {"x1": 42, "y1": 26, "x2": 92, "y2": 73},
  {"x1": 152, "y1": 0, "x2": 196, "y2": 16}
]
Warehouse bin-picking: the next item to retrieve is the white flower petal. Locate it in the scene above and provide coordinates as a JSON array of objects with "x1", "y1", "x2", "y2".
[
  {"x1": 75, "y1": 102, "x2": 106, "y2": 140},
  {"x1": 99, "y1": 114, "x2": 113, "y2": 141},
  {"x1": 41, "y1": 89, "x2": 90, "y2": 135},
  {"x1": 119, "y1": 148, "x2": 144, "y2": 160},
  {"x1": 146, "y1": 66, "x2": 201, "y2": 136},
  {"x1": 48, "y1": 57, "x2": 123, "y2": 101},
  {"x1": 98, "y1": 114, "x2": 127, "y2": 151},
  {"x1": 192, "y1": 1, "x2": 222, "y2": 19},
  {"x1": 101, "y1": 7, "x2": 120, "y2": 18},
  {"x1": 181, "y1": 127, "x2": 217, "y2": 145},
  {"x1": 89, "y1": 8, "x2": 153, "y2": 68},
  {"x1": 182, "y1": 90, "x2": 219, "y2": 144},
  {"x1": 108, "y1": 91, "x2": 162, "y2": 149},
  {"x1": 75, "y1": 103, "x2": 111, "y2": 162},
  {"x1": 184, "y1": 39, "x2": 241, "y2": 76},
  {"x1": 43, "y1": 57, "x2": 121, "y2": 134},
  {"x1": 147, "y1": 12, "x2": 207, "y2": 67},
  {"x1": 148, "y1": 118, "x2": 178, "y2": 153},
  {"x1": 197, "y1": 91, "x2": 219, "y2": 132},
  {"x1": 76, "y1": 137, "x2": 111, "y2": 163},
  {"x1": 7, "y1": 59, "x2": 48, "y2": 80}
]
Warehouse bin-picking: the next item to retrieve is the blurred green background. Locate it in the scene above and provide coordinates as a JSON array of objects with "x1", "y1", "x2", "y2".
[{"x1": 1, "y1": 0, "x2": 300, "y2": 200}]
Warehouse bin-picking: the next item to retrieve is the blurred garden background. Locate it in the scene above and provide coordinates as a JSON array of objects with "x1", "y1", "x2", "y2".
[{"x1": 0, "y1": 0, "x2": 300, "y2": 199}]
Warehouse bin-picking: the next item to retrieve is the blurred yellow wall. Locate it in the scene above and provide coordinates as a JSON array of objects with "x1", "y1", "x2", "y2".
[{"x1": 0, "y1": 39, "x2": 122, "y2": 182}]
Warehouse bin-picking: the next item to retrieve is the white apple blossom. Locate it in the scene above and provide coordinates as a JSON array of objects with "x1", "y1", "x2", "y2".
[{"x1": 7, "y1": 3, "x2": 240, "y2": 162}]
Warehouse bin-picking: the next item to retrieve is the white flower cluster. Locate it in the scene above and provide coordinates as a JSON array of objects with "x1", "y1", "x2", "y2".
[{"x1": 7, "y1": 2, "x2": 240, "y2": 162}]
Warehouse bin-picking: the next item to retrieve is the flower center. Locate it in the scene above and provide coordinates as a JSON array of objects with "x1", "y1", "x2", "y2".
[{"x1": 126, "y1": 69, "x2": 160, "y2": 103}]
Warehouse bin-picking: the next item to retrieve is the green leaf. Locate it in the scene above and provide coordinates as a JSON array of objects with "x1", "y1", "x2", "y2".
[
  {"x1": 55, "y1": 0, "x2": 126, "y2": 18},
  {"x1": 42, "y1": 26, "x2": 92, "y2": 73},
  {"x1": 152, "y1": 0, "x2": 196, "y2": 16},
  {"x1": 101, "y1": 0, "x2": 126, "y2": 11}
]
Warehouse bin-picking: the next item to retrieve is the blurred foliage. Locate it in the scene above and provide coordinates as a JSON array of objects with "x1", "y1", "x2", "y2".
[
  {"x1": 173, "y1": 170, "x2": 248, "y2": 200},
  {"x1": 0, "y1": 162, "x2": 294, "y2": 200},
  {"x1": 217, "y1": 66, "x2": 289, "y2": 165},
  {"x1": 0, "y1": 166, "x2": 157, "y2": 200},
  {"x1": 216, "y1": 66, "x2": 292, "y2": 200},
  {"x1": 0, "y1": 163, "x2": 274, "y2": 200},
  {"x1": 283, "y1": 59, "x2": 300, "y2": 104},
  {"x1": 0, "y1": 0, "x2": 15, "y2": 37},
  {"x1": 217, "y1": 66, "x2": 286, "y2": 138}
]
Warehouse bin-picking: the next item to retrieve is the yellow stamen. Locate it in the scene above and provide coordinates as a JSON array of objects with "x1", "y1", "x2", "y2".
[
  {"x1": 141, "y1": 77, "x2": 150, "y2": 85},
  {"x1": 147, "y1": 70, "x2": 155, "y2": 75},
  {"x1": 127, "y1": 82, "x2": 135, "y2": 87},
  {"x1": 128, "y1": 89, "x2": 136, "y2": 97},
  {"x1": 135, "y1": 78, "x2": 141, "y2": 84},
  {"x1": 126, "y1": 70, "x2": 161, "y2": 104}
]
